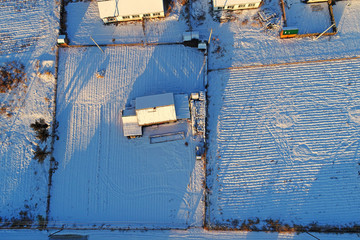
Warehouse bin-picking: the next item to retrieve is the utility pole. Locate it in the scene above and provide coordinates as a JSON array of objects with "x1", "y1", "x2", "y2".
[
  {"x1": 314, "y1": 23, "x2": 335, "y2": 40},
  {"x1": 90, "y1": 36, "x2": 104, "y2": 53}
]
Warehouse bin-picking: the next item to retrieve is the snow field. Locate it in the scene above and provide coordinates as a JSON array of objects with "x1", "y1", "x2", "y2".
[
  {"x1": 0, "y1": 0, "x2": 58, "y2": 224},
  {"x1": 207, "y1": 58, "x2": 360, "y2": 227},
  {"x1": 0, "y1": 0, "x2": 57, "y2": 55},
  {"x1": 50, "y1": 45, "x2": 205, "y2": 228}
]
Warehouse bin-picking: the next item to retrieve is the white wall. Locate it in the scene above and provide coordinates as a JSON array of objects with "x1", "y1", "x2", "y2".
[
  {"x1": 103, "y1": 11, "x2": 165, "y2": 23},
  {"x1": 213, "y1": 0, "x2": 262, "y2": 11}
]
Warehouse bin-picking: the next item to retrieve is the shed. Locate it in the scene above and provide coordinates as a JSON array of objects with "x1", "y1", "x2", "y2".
[
  {"x1": 135, "y1": 93, "x2": 177, "y2": 126},
  {"x1": 122, "y1": 108, "x2": 142, "y2": 137},
  {"x1": 212, "y1": 0, "x2": 262, "y2": 11},
  {"x1": 174, "y1": 94, "x2": 190, "y2": 119},
  {"x1": 97, "y1": 0, "x2": 165, "y2": 23}
]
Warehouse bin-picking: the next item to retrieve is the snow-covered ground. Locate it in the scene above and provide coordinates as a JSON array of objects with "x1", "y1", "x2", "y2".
[
  {"x1": 65, "y1": 0, "x2": 189, "y2": 45},
  {"x1": 285, "y1": 0, "x2": 332, "y2": 34},
  {"x1": 2, "y1": 228, "x2": 360, "y2": 240},
  {"x1": 207, "y1": 58, "x2": 360, "y2": 227},
  {"x1": 189, "y1": 0, "x2": 360, "y2": 69},
  {"x1": 1, "y1": 0, "x2": 360, "y2": 238},
  {"x1": 0, "y1": 0, "x2": 58, "y2": 226},
  {"x1": 49, "y1": 45, "x2": 206, "y2": 229},
  {"x1": 64, "y1": 0, "x2": 360, "y2": 70}
]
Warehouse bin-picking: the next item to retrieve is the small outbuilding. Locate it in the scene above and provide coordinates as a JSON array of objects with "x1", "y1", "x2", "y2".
[
  {"x1": 174, "y1": 94, "x2": 190, "y2": 120},
  {"x1": 122, "y1": 108, "x2": 142, "y2": 137},
  {"x1": 212, "y1": 0, "x2": 262, "y2": 11},
  {"x1": 135, "y1": 93, "x2": 177, "y2": 126},
  {"x1": 97, "y1": 0, "x2": 165, "y2": 24}
]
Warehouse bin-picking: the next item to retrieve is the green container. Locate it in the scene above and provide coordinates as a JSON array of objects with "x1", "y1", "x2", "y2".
[{"x1": 282, "y1": 27, "x2": 299, "y2": 35}]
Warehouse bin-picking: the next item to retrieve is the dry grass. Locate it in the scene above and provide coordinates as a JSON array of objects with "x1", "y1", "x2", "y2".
[
  {"x1": 208, "y1": 218, "x2": 360, "y2": 234},
  {"x1": 0, "y1": 61, "x2": 26, "y2": 93},
  {"x1": 178, "y1": 0, "x2": 188, "y2": 6}
]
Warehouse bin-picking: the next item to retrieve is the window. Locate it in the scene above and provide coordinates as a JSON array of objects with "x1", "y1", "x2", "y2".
[
  {"x1": 122, "y1": 16, "x2": 130, "y2": 19},
  {"x1": 107, "y1": 17, "x2": 116, "y2": 22},
  {"x1": 152, "y1": 12, "x2": 161, "y2": 16},
  {"x1": 132, "y1": 15, "x2": 140, "y2": 18},
  {"x1": 148, "y1": 107, "x2": 157, "y2": 112},
  {"x1": 238, "y1": 4, "x2": 246, "y2": 8},
  {"x1": 227, "y1": 5, "x2": 234, "y2": 9},
  {"x1": 143, "y1": 13, "x2": 150, "y2": 17},
  {"x1": 217, "y1": 7, "x2": 224, "y2": 10},
  {"x1": 248, "y1": 3, "x2": 256, "y2": 7}
]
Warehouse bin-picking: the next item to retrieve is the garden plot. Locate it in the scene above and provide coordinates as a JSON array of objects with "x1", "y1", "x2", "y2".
[
  {"x1": 207, "y1": 58, "x2": 360, "y2": 228},
  {"x1": 50, "y1": 45, "x2": 205, "y2": 229},
  {"x1": 189, "y1": 0, "x2": 360, "y2": 70},
  {"x1": 65, "y1": 0, "x2": 189, "y2": 45},
  {"x1": 285, "y1": 0, "x2": 332, "y2": 34},
  {"x1": 0, "y1": 0, "x2": 58, "y2": 226}
]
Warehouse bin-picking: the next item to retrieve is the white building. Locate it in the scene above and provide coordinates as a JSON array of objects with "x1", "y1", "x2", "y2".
[
  {"x1": 97, "y1": 0, "x2": 165, "y2": 24},
  {"x1": 212, "y1": 0, "x2": 262, "y2": 11},
  {"x1": 122, "y1": 108, "x2": 142, "y2": 137},
  {"x1": 135, "y1": 93, "x2": 177, "y2": 126}
]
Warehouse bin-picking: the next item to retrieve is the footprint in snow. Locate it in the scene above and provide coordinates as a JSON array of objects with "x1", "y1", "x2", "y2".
[{"x1": 348, "y1": 106, "x2": 360, "y2": 124}]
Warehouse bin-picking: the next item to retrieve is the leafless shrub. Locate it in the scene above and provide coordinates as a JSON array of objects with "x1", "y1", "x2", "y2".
[
  {"x1": 36, "y1": 215, "x2": 47, "y2": 230},
  {"x1": 10, "y1": 210, "x2": 33, "y2": 229},
  {"x1": 0, "y1": 106, "x2": 7, "y2": 115},
  {"x1": 36, "y1": 128, "x2": 50, "y2": 143},
  {"x1": 33, "y1": 146, "x2": 50, "y2": 164},
  {"x1": 31, "y1": 118, "x2": 50, "y2": 143},
  {"x1": 166, "y1": 0, "x2": 176, "y2": 16},
  {"x1": 0, "y1": 61, "x2": 26, "y2": 93},
  {"x1": 242, "y1": 18, "x2": 249, "y2": 25},
  {"x1": 30, "y1": 118, "x2": 49, "y2": 132}
]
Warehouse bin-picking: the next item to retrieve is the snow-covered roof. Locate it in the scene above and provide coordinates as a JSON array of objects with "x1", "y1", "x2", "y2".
[
  {"x1": 97, "y1": 0, "x2": 164, "y2": 19},
  {"x1": 174, "y1": 94, "x2": 190, "y2": 119},
  {"x1": 97, "y1": 0, "x2": 118, "y2": 19},
  {"x1": 213, "y1": 0, "x2": 261, "y2": 7},
  {"x1": 136, "y1": 93, "x2": 175, "y2": 110},
  {"x1": 135, "y1": 93, "x2": 177, "y2": 126},
  {"x1": 122, "y1": 109, "x2": 142, "y2": 137}
]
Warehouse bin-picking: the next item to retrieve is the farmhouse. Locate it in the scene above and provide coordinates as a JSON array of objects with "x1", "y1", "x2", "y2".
[
  {"x1": 135, "y1": 93, "x2": 177, "y2": 126},
  {"x1": 97, "y1": 0, "x2": 165, "y2": 24},
  {"x1": 121, "y1": 93, "x2": 193, "y2": 137},
  {"x1": 212, "y1": 0, "x2": 262, "y2": 11}
]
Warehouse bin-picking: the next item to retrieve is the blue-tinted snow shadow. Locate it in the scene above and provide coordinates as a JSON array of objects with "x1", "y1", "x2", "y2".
[
  {"x1": 56, "y1": 47, "x2": 111, "y2": 116},
  {"x1": 64, "y1": 1, "x2": 89, "y2": 44}
]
